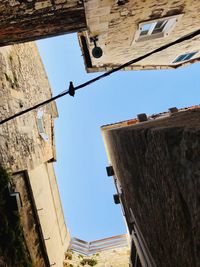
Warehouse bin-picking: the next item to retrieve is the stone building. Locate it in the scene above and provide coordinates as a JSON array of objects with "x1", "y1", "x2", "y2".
[
  {"x1": 0, "y1": 43, "x2": 70, "y2": 266},
  {"x1": 0, "y1": 43, "x2": 57, "y2": 172},
  {"x1": 78, "y1": 0, "x2": 200, "y2": 72},
  {"x1": 0, "y1": 0, "x2": 86, "y2": 46},
  {"x1": 2, "y1": 0, "x2": 200, "y2": 74},
  {"x1": 12, "y1": 162, "x2": 70, "y2": 267},
  {"x1": 101, "y1": 106, "x2": 200, "y2": 267},
  {"x1": 64, "y1": 234, "x2": 130, "y2": 266}
]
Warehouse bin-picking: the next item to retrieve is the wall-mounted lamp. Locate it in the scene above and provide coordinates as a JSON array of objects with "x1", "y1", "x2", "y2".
[
  {"x1": 106, "y1": 166, "x2": 115, "y2": 177},
  {"x1": 113, "y1": 194, "x2": 120, "y2": 204},
  {"x1": 90, "y1": 36, "x2": 103, "y2": 59}
]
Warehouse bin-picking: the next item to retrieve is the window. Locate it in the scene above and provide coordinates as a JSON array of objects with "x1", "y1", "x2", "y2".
[
  {"x1": 140, "y1": 20, "x2": 167, "y2": 36},
  {"x1": 134, "y1": 14, "x2": 182, "y2": 42},
  {"x1": 37, "y1": 118, "x2": 45, "y2": 133},
  {"x1": 37, "y1": 109, "x2": 49, "y2": 141},
  {"x1": 172, "y1": 52, "x2": 198, "y2": 63}
]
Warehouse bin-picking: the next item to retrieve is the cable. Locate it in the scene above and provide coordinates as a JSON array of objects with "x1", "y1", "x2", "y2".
[{"x1": 1, "y1": 28, "x2": 200, "y2": 125}]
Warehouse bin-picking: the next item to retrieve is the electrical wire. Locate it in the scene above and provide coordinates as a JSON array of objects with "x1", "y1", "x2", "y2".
[{"x1": 1, "y1": 28, "x2": 200, "y2": 125}]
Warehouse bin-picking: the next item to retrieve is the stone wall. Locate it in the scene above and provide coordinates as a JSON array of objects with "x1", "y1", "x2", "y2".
[
  {"x1": 11, "y1": 163, "x2": 70, "y2": 267},
  {"x1": 79, "y1": 0, "x2": 200, "y2": 72},
  {"x1": 12, "y1": 172, "x2": 49, "y2": 267},
  {"x1": 0, "y1": 42, "x2": 70, "y2": 266},
  {"x1": 102, "y1": 108, "x2": 200, "y2": 267},
  {"x1": 0, "y1": 42, "x2": 57, "y2": 172},
  {"x1": 0, "y1": 1, "x2": 86, "y2": 46},
  {"x1": 64, "y1": 246, "x2": 130, "y2": 266}
]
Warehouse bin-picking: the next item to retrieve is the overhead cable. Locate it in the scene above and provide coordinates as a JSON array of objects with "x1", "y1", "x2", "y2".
[{"x1": 1, "y1": 28, "x2": 200, "y2": 125}]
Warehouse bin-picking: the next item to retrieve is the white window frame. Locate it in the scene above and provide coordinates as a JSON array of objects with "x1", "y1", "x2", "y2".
[
  {"x1": 37, "y1": 109, "x2": 48, "y2": 141},
  {"x1": 172, "y1": 51, "x2": 198, "y2": 64},
  {"x1": 133, "y1": 14, "x2": 183, "y2": 43}
]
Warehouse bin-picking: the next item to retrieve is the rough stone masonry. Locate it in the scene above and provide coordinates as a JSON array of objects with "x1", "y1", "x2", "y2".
[
  {"x1": 0, "y1": 0, "x2": 86, "y2": 46},
  {"x1": 0, "y1": 43, "x2": 57, "y2": 172},
  {"x1": 103, "y1": 108, "x2": 200, "y2": 267}
]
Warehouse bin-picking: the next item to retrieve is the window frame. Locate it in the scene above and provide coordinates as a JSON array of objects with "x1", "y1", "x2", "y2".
[
  {"x1": 133, "y1": 14, "x2": 183, "y2": 43},
  {"x1": 172, "y1": 51, "x2": 198, "y2": 64},
  {"x1": 37, "y1": 109, "x2": 49, "y2": 141}
]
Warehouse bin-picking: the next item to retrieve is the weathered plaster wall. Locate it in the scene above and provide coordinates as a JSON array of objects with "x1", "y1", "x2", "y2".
[
  {"x1": 102, "y1": 109, "x2": 200, "y2": 267},
  {"x1": 0, "y1": 1, "x2": 86, "y2": 46},
  {"x1": 0, "y1": 42, "x2": 57, "y2": 172},
  {"x1": 29, "y1": 162, "x2": 70, "y2": 267},
  {"x1": 80, "y1": 0, "x2": 200, "y2": 71}
]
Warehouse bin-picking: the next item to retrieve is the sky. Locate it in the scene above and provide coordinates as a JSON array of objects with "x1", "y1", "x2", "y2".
[{"x1": 37, "y1": 33, "x2": 200, "y2": 241}]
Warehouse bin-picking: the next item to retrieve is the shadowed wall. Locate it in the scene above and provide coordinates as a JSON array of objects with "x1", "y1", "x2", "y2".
[
  {"x1": 102, "y1": 109, "x2": 200, "y2": 267},
  {"x1": 0, "y1": 0, "x2": 86, "y2": 46}
]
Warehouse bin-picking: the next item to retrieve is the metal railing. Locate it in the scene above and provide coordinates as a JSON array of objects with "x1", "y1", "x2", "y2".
[
  {"x1": 69, "y1": 234, "x2": 129, "y2": 255},
  {"x1": 129, "y1": 209, "x2": 156, "y2": 267}
]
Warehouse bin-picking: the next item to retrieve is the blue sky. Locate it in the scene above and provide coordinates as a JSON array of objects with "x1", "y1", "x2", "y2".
[{"x1": 37, "y1": 33, "x2": 200, "y2": 241}]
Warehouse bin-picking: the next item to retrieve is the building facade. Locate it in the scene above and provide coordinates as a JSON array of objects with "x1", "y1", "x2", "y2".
[
  {"x1": 101, "y1": 106, "x2": 200, "y2": 267},
  {"x1": 1, "y1": 0, "x2": 200, "y2": 73},
  {"x1": 0, "y1": 42, "x2": 57, "y2": 172},
  {"x1": 64, "y1": 234, "x2": 130, "y2": 266},
  {"x1": 78, "y1": 0, "x2": 200, "y2": 72},
  {"x1": 0, "y1": 0, "x2": 86, "y2": 46},
  {"x1": 0, "y1": 43, "x2": 70, "y2": 266}
]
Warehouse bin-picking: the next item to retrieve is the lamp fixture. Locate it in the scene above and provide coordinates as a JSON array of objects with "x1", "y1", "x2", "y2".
[{"x1": 90, "y1": 36, "x2": 103, "y2": 58}]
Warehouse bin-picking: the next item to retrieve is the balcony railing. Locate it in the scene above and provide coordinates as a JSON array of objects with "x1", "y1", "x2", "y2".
[{"x1": 69, "y1": 234, "x2": 129, "y2": 255}]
